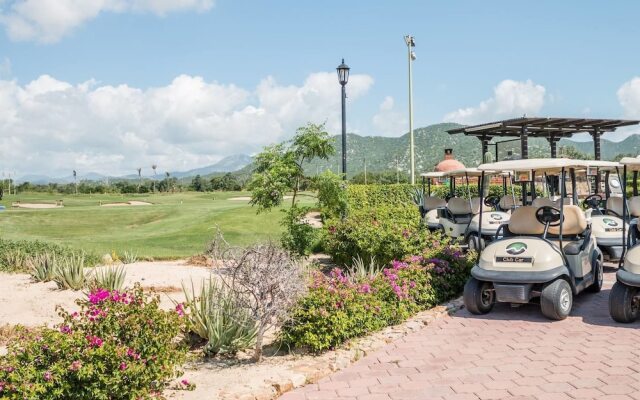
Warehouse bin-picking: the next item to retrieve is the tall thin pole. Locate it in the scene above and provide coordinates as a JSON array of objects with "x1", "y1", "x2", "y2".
[
  {"x1": 364, "y1": 157, "x2": 367, "y2": 185},
  {"x1": 396, "y1": 156, "x2": 400, "y2": 184},
  {"x1": 406, "y1": 36, "x2": 415, "y2": 185},
  {"x1": 341, "y1": 84, "x2": 347, "y2": 180}
]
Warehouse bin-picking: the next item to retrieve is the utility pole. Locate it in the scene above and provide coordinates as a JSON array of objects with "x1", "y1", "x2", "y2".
[
  {"x1": 364, "y1": 157, "x2": 367, "y2": 185},
  {"x1": 404, "y1": 35, "x2": 417, "y2": 184},
  {"x1": 395, "y1": 157, "x2": 400, "y2": 184}
]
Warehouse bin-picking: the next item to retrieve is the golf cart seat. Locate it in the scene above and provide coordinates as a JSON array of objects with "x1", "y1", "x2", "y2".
[
  {"x1": 607, "y1": 197, "x2": 624, "y2": 217},
  {"x1": 628, "y1": 196, "x2": 640, "y2": 218},
  {"x1": 499, "y1": 195, "x2": 520, "y2": 211},
  {"x1": 471, "y1": 197, "x2": 482, "y2": 214},
  {"x1": 532, "y1": 198, "x2": 559, "y2": 208},
  {"x1": 443, "y1": 197, "x2": 473, "y2": 223},
  {"x1": 423, "y1": 196, "x2": 446, "y2": 211},
  {"x1": 548, "y1": 205, "x2": 588, "y2": 236},
  {"x1": 507, "y1": 206, "x2": 545, "y2": 235}
]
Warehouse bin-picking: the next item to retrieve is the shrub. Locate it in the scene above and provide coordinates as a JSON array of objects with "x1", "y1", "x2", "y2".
[
  {"x1": 121, "y1": 250, "x2": 138, "y2": 264},
  {"x1": 91, "y1": 265, "x2": 127, "y2": 291},
  {"x1": 27, "y1": 252, "x2": 58, "y2": 282},
  {"x1": 281, "y1": 240, "x2": 474, "y2": 352},
  {"x1": 181, "y1": 279, "x2": 257, "y2": 357},
  {"x1": 0, "y1": 284, "x2": 187, "y2": 399},
  {"x1": 54, "y1": 252, "x2": 89, "y2": 290},
  {"x1": 0, "y1": 239, "x2": 99, "y2": 273},
  {"x1": 324, "y1": 204, "x2": 433, "y2": 266},
  {"x1": 280, "y1": 206, "x2": 319, "y2": 257}
]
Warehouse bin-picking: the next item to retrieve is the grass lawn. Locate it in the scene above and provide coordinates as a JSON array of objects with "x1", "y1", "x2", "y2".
[{"x1": 0, "y1": 191, "x2": 315, "y2": 259}]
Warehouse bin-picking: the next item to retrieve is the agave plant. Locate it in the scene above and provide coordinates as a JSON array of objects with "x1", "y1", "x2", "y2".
[
  {"x1": 411, "y1": 187, "x2": 425, "y2": 207},
  {"x1": 347, "y1": 255, "x2": 382, "y2": 282},
  {"x1": 181, "y1": 279, "x2": 257, "y2": 356},
  {"x1": 91, "y1": 265, "x2": 127, "y2": 291},
  {"x1": 54, "y1": 252, "x2": 90, "y2": 290},
  {"x1": 121, "y1": 250, "x2": 138, "y2": 265},
  {"x1": 27, "y1": 252, "x2": 58, "y2": 282},
  {"x1": 2, "y1": 249, "x2": 27, "y2": 272}
]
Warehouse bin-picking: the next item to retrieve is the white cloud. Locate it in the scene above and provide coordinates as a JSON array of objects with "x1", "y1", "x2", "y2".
[
  {"x1": 371, "y1": 96, "x2": 407, "y2": 136},
  {"x1": 0, "y1": 0, "x2": 215, "y2": 43},
  {"x1": 443, "y1": 79, "x2": 546, "y2": 125},
  {"x1": 617, "y1": 77, "x2": 640, "y2": 119},
  {"x1": 0, "y1": 71, "x2": 374, "y2": 177}
]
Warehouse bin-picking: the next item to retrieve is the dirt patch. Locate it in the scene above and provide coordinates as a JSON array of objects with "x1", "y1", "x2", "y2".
[
  {"x1": 229, "y1": 195, "x2": 293, "y2": 201},
  {"x1": 302, "y1": 211, "x2": 323, "y2": 228},
  {"x1": 11, "y1": 202, "x2": 62, "y2": 209},
  {"x1": 0, "y1": 260, "x2": 213, "y2": 327},
  {"x1": 101, "y1": 201, "x2": 152, "y2": 207}
]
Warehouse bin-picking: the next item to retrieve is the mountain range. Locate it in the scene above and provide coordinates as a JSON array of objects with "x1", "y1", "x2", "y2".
[
  {"x1": 15, "y1": 124, "x2": 640, "y2": 183},
  {"x1": 16, "y1": 154, "x2": 253, "y2": 184}
]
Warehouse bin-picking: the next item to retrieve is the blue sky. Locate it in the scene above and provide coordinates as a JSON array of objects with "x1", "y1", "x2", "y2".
[{"x1": 2, "y1": 0, "x2": 640, "y2": 176}]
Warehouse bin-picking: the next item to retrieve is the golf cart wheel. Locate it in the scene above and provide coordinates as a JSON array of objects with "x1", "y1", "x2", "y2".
[
  {"x1": 586, "y1": 258, "x2": 603, "y2": 293},
  {"x1": 466, "y1": 233, "x2": 484, "y2": 252},
  {"x1": 463, "y1": 277, "x2": 494, "y2": 315},
  {"x1": 609, "y1": 282, "x2": 639, "y2": 323},
  {"x1": 540, "y1": 279, "x2": 572, "y2": 320}
]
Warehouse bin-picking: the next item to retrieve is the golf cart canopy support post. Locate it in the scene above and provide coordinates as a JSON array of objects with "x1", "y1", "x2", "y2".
[{"x1": 448, "y1": 117, "x2": 640, "y2": 161}]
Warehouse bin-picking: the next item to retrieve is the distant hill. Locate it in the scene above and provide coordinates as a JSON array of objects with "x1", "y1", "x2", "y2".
[
  {"x1": 303, "y1": 123, "x2": 640, "y2": 177},
  {"x1": 16, "y1": 154, "x2": 253, "y2": 184},
  {"x1": 171, "y1": 154, "x2": 253, "y2": 178}
]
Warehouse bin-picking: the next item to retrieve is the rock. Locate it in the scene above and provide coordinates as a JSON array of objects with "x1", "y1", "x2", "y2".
[{"x1": 270, "y1": 379, "x2": 293, "y2": 394}]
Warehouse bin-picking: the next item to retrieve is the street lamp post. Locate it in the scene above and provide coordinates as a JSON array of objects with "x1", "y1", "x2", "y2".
[
  {"x1": 404, "y1": 35, "x2": 416, "y2": 184},
  {"x1": 337, "y1": 59, "x2": 350, "y2": 180}
]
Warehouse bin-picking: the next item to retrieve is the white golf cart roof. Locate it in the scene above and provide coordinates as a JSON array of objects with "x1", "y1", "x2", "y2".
[
  {"x1": 478, "y1": 158, "x2": 619, "y2": 174},
  {"x1": 420, "y1": 171, "x2": 445, "y2": 178},
  {"x1": 619, "y1": 157, "x2": 640, "y2": 171},
  {"x1": 441, "y1": 167, "x2": 491, "y2": 177}
]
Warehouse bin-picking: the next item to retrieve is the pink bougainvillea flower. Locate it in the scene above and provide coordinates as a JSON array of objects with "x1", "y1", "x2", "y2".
[
  {"x1": 69, "y1": 361, "x2": 82, "y2": 371},
  {"x1": 59, "y1": 325, "x2": 72, "y2": 334},
  {"x1": 181, "y1": 379, "x2": 190, "y2": 386},
  {"x1": 119, "y1": 362, "x2": 127, "y2": 371},
  {"x1": 86, "y1": 335, "x2": 104, "y2": 348},
  {"x1": 43, "y1": 371, "x2": 52, "y2": 381},
  {"x1": 175, "y1": 303, "x2": 185, "y2": 317},
  {"x1": 88, "y1": 289, "x2": 110, "y2": 304}
]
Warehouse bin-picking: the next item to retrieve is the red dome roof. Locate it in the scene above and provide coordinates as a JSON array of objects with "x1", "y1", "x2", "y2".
[{"x1": 435, "y1": 159, "x2": 465, "y2": 172}]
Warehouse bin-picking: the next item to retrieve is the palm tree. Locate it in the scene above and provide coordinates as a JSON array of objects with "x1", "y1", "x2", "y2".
[
  {"x1": 152, "y1": 164, "x2": 157, "y2": 193},
  {"x1": 137, "y1": 167, "x2": 142, "y2": 193},
  {"x1": 73, "y1": 170, "x2": 77, "y2": 195}
]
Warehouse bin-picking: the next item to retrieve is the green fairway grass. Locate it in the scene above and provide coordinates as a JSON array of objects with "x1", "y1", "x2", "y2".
[{"x1": 0, "y1": 191, "x2": 314, "y2": 259}]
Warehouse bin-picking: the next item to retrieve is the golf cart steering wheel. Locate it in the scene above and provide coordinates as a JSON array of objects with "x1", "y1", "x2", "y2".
[
  {"x1": 484, "y1": 195, "x2": 500, "y2": 209},
  {"x1": 582, "y1": 194, "x2": 602, "y2": 210},
  {"x1": 535, "y1": 206, "x2": 563, "y2": 227}
]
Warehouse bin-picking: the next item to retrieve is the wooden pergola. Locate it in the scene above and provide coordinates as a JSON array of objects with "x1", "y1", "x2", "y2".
[{"x1": 447, "y1": 117, "x2": 640, "y2": 160}]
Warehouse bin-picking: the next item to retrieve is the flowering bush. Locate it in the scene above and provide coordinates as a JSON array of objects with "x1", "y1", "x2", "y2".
[
  {"x1": 281, "y1": 242, "x2": 474, "y2": 352},
  {"x1": 0, "y1": 284, "x2": 187, "y2": 399}
]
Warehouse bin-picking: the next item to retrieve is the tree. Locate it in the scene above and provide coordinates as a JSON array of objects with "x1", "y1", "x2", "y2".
[
  {"x1": 613, "y1": 153, "x2": 636, "y2": 162},
  {"x1": 558, "y1": 145, "x2": 592, "y2": 160},
  {"x1": 152, "y1": 164, "x2": 157, "y2": 192},
  {"x1": 248, "y1": 122, "x2": 335, "y2": 256},
  {"x1": 190, "y1": 175, "x2": 204, "y2": 192}
]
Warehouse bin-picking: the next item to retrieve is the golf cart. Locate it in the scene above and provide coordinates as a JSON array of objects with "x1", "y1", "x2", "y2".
[
  {"x1": 435, "y1": 168, "x2": 509, "y2": 245},
  {"x1": 464, "y1": 158, "x2": 603, "y2": 321},
  {"x1": 609, "y1": 157, "x2": 640, "y2": 323},
  {"x1": 579, "y1": 161, "x2": 626, "y2": 263},
  {"x1": 419, "y1": 172, "x2": 447, "y2": 230}
]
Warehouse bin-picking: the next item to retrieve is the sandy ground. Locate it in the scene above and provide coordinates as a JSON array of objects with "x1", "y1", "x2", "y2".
[
  {"x1": 101, "y1": 201, "x2": 152, "y2": 207},
  {"x1": 0, "y1": 261, "x2": 215, "y2": 327},
  {"x1": 229, "y1": 195, "x2": 293, "y2": 201},
  {"x1": 11, "y1": 202, "x2": 63, "y2": 209},
  {"x1": 302, "y1": 211, "x2": 323, "y2": 228}
]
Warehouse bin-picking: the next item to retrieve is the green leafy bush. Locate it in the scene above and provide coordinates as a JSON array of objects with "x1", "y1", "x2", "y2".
[
  {"x1": 181, "y1": 279, "x2": 257, "y2": 357},
  {"x1": 0, "y1": 284, "x2": 187, "y2": 399},
  {"x1": 0, "y1": 239, "x2": 99, "y2": 273},
  {"x1": 280, "y1": 241, "x2": 474, "y2": 352},
  {"x1": 280, "y1": 206, "x2": 319, "y2": 257}
]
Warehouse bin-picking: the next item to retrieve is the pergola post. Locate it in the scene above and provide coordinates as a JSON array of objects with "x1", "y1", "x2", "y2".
[
  {"x1": 592, "y1": 127, "x2": 601, "y2": 161},
  {"x1": 520, "y1": 126, "x2": 528, "y2": 159},
  {"x1": 480, "y1": 135, "x2": 492, "y2": 159},
  {"x1": 547, "y1": 135, "x2": 558, "y2": 158}
]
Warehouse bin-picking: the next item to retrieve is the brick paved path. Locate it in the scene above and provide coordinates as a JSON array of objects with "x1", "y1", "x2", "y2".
[{"x1": 281, "y1": 268, "x2": 640, "y2": 400}]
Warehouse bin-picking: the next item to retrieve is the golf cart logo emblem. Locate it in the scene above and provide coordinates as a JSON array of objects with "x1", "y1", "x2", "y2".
[
  {"x1": 506, "y1": 242, "x2": 527, "y2": 255},
  {"x1": 491, "y1": 213, "x2": 503, "y2": 220},
  {"x1": 603, "y1": 218, "x2": 618, "y2": 227}
]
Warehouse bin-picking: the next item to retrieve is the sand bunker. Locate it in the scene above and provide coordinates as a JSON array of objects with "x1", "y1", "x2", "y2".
[
  {"x1": 229, "y1": 195, "x2": 292, "y2": 201},
  {"x1": 12, "y1": 202, "x2": 63, "y2": 209},
  {"x1": 101, "y1": 200, "x2": 152, "y2": 207}
]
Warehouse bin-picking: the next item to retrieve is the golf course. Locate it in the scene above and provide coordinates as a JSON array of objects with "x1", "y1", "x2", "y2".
[{"x1": 0, "y1": 191, "x2": 312, "y2": 259}]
